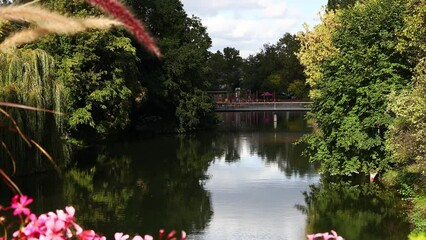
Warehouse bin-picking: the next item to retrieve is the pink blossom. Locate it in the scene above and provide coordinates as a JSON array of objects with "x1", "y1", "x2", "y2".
[
  {"x1": 77, "y1": 230, "x2": 106, "y2": 240},
  {"x1": 131, "y1": 235, "x2": 143, "y2": 240},
  {"x1": 306, "y1": 230, "x2": 344, "y2": 240},
  {"x1": 157, "y1": 229, "x2": 186, "y2": 240},
  {"x1": 131, "y1": 235, "x2": 153, "y2": 240},
  {"x1": 11, "y1": 195, "x2": 33, "y2": 216},
  {"x1": 307, "y1": 233, "x2": 324, "y2": 240},
  {"x1": 115, "y1": 232, "x2": 130, "y2": 240},
  {"x1": 78, "y1": 230, "x2": 96, "y2": 240}
]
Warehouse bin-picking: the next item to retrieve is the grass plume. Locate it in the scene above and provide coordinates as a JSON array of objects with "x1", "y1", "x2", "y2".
[
  {"x1": 0, "y1": 5, "x2": 122, "y2": 50},
  {"x1": 0, "y1": 3, "x2": 161, "y2": 57},
  {"x1": 85, "y1": 0, "x2": 161, "y2": 57}
]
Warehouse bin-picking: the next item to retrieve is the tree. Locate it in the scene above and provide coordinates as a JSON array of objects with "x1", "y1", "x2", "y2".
[
  {"x1": 298, "y1": 0, "x2": 411, "y2": 175},
  {"x1": 222, "y1": 47, "x2": 243, "y2": 91},
  {"x1": 125, "y1": 0, "x2": 215, "y2": 132},
  {"x1": 327, "y1": 0, "x2": 358, "y2": 11},
  {"x1": 241, "y1": 33, "x2": 305, "y2": 96},
  {"x1": 385, "y1": 0, "x2": 426, "y2": 188},
  {"x1": 297, "y1": 11, "x2": 339, "y2": 100},
  {"x1": 242, "y1": 54, "x2": 263, "y2": 91},
  {"x1": 206, "y1": 47, "x2": 243, "y2": 91},
  {"x1": 206, "y1": 51, "x2": 226, "y2": 90},
  {"x1": 276, "y1": 33, "x2": 305, "y2": 93},
  {"x1": 0, "y1": 49, "x2": 69, "y2": 175},
  {"x1": 287, "y1": 80, "x2": 307, "y2": 99},
  {"x1": 17, "y1": 0, "x2": 146, "y2": 140}
]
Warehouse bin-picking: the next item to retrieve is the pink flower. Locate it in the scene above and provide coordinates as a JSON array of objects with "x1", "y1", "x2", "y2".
[
  {"x1": 132, "y1": 235, "x2": 153, "y2": 240},
  {"x1": 306, "y1": 230, "x2": 344, "y2": 240},
  {"x1": 180, "y1": 231, "x2": 186, "y2": 240},
  {"x1": 115, "y1": 232, "x2": 130, "y2": 240},
  {"x1": 132, "y1": 236, "x2": 143, "y2": 240},
  {"x1": 307, "y1": 233, "x2": 324, "y2": 240},
  {"x1": 11, "y1": 195, "x2": 33, "y2": 216},
  {"x1": 77, "y1": 230, "x2": 106, "y2": 240},
  {"x1": 158, "y1": 230, "x2": 186, "y2": 240},
  {"x1": 78, "y1": 230, "x2": 96, "y2": 240}
]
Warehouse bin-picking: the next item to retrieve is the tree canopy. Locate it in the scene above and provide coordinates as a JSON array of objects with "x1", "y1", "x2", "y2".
[
  {"x1": 298, "y1": 0, "x2": 411, "y2": 175},
  {"x1": 125, "y1": 0, "x2": 215, "y2": 132},
  {"x1": 385, "y1": 0, "x2": 426, "y2": 193},
  {"x1": 242, "y1": 33, "x2": 306, "y2": 97}
]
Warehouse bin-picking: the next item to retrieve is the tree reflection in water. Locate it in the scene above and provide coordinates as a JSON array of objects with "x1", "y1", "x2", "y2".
[
  {"x1": 62, "y1": 135, "x2": 217, "y2": 238},
  {"x1": 0, "y1": 111, "x2": 411, "y2": 239},
  {"x1": 297, "y1": 179, "x2": 410, "y2": 240},
  {"x1": 214, "y1": 111, "x2": 317, "y2": 177}
]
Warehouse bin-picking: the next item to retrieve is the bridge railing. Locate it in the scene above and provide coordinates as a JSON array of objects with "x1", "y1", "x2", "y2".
[{"x1": 215, "y1": 101, "x2": 312, "y2": 112}]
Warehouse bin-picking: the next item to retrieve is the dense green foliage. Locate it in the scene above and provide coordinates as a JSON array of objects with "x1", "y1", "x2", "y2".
[
  {"x1": 206, "y1": 47, "x2": 243, "y2": 91},
  {"x1": 18, "y1": 0, "x2": 216, "y2": 136},
  {"x1": 125, "y1": 0, "x2": 216, "y2": 132},
  {"x1": 14, "y1": 0, "x2": 145, "y2": 139},
  {"x1": 205, "y1": 33, "x2": 306, "y2": 99},
  {"x1": 384, "y1": 0, "x2": 426, "y2": 232},
  {"x1": 33, "y1": 30, "x2": 143, "y2": 138},
  {"x1": 298, "y1": 0, "x2": 411, "y2": 175},
  {"x1": 326, "y1": 0, "x2": 358, "y2": 11},
  {"x1": 300, "y1": 0, "x2": 426, "y2": 233},
  {"x1": 242, "y1": 33, "x2": 306, "y2": 97},
  {"x1": 0, "y1": 49, "x2": 70, "y2": 174},
  {"x1": 386, "y1": 0, "x2": 426, "y2": 175}
]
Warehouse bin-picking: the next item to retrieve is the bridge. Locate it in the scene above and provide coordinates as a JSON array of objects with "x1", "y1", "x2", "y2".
[{"x1": 215, "y1": 101, "x2": 312, "y2": 112}]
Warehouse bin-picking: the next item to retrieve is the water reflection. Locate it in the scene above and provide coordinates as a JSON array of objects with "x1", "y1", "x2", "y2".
[
  {"x1": 62, "y1": 135, "x2": 217, "y2": 237},
  {"x1": 298, "y1": 179, "x2": 410, "y2": 239},
  {"x1": 215, "y1": 111, "x2": 316, "y2": 177},
  {"x1": 0, "y1": 111, "x2": 410, "y2": 240},
  {"x1": 0, "y1": 113, "x2": 70, "y2": 175},
  {"x1": 190, "y1": 111, "x2": 318, "y2": 239}
]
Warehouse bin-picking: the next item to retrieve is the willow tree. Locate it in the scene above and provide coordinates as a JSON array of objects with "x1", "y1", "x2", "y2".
[{"x1": 0, "y1": 48, "x2": 68, "y2": 174}]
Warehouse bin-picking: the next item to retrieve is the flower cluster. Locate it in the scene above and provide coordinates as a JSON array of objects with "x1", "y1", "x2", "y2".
[
  {"x1": 1, "y1": 195, "x2": 185, "y2": 240},
  {"x1": 307, "y1": 230, "x2": 344, "y2": 240}
]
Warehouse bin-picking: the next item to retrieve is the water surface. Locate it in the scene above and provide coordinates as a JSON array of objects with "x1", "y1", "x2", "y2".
[{"x1": 0, "y1": 111, "x2": 410, "y2": 240}]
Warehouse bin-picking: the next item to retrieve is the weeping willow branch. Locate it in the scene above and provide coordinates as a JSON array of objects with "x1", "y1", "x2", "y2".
[
  {"x1": 1, "y1": 141, "x2": 16, "y2": 175},
  {"x1": 0, "y1": 49, "x2": 67, "y2": 180},
  {"x1": 0, "y1": 108, "x2": 31, "y2": 146},
  {"x1": 0, "y1": 168, "x2": 22, "y2": 195},
  {"x1": 30, "y1": 139, "x2": 61, "y2": 175},
  {"x1": 0, "y1": 102, "x2": 64, "y2": 114}
]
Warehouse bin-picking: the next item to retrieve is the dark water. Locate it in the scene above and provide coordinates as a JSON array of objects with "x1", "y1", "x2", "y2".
[{"x1": 0, "y1": 111, "x2": 410, "y2": 240}]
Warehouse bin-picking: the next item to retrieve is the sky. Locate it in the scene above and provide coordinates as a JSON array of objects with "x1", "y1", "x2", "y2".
[{"x1": 180, "y1": 0, "x2": 328, "y2": 57}]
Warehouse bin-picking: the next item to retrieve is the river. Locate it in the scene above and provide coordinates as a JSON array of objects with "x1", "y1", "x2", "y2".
[{"x1": 0, "y1": 111, "x2": 410, "y2": 240}]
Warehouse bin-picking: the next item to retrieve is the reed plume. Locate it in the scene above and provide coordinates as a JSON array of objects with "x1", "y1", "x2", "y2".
[
  {"x1": 85, "y1": 0, "x2": 161, "y2": 57},
  {"x1": 0, "y1": 5, "x2": 122, "y2": 50}
]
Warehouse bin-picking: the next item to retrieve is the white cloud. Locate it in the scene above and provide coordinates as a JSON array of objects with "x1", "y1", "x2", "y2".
[{"x1": 181, "y1": 0, "x2": 327, "y2": 57}]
